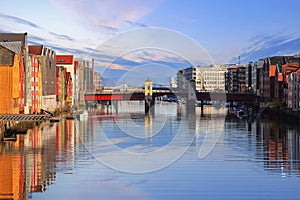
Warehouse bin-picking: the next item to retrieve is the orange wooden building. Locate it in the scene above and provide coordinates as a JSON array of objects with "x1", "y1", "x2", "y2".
[{"x1": 0, "y1": 45, "x2": 20, "y2": 114}]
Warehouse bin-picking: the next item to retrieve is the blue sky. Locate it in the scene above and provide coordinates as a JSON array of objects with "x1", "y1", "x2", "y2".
[{"x1": 1, "y1": 0, "x2": 300, "y2": 85}]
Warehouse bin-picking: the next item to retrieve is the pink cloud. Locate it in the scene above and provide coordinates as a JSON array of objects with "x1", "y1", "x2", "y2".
[{"x1": 50, "y1": 0, "x2": 162, "y2": 31}]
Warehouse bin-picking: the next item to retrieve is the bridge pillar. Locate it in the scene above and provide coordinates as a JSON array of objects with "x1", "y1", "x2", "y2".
[
  {"x1": 200, "y1": 99, "x2": 204, "y2": 117},
  {"x1": 145, "y1": 79, "x2": 155, "y2": 113},
  {"x1": 186, "y1": 80, "x2": 196, "y2": 113},
  {"x1": 112, "y1": 100, "x2": 119, "y2": 113},
  {"x1": 106, "y1": 100, "x2": 111, "y2": 114}
]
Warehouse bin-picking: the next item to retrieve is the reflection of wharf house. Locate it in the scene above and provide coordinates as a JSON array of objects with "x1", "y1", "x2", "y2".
[
  {"x1": 0, "y1": 145, "x2": 26, "y2": 199},
  {"x1": 0, "y1": 125, "x2": 56, "y2": 199},
  {"x1": 27, "y1": 125, "x2": 56, "y2": 193},
  {"x1": 55, "y1": 120, "x2": 75, "y2": 165},
  {"x1": 0, "y1": 119, "x2": 78, "y2": 199},
  {"x1": 256, "y1": 120, "x2": 300, "y2": 174},
  {"x1": 177, "y1": 65, "x2": 227, "y2": 92}
]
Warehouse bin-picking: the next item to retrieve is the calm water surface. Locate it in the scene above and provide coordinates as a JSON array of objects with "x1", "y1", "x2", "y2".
[{"x1": 1, "y1": 103, "x2": 300, "y2": 200}]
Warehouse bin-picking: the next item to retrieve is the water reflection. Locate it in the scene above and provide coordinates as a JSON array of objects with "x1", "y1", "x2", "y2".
[
  {"x1": 223, "y1": 115, "x2": 300, "y2": 176},
  {"x1": 256, "y1": 119, "x2": 300, "y2": 176},
  {"x1": 87, "y1": 104, "x2": 195, "y2": 173},
  {"x1": 0, "y1": 119, "x2": 75, "y2": 200},
  {"x1": 0, "y1": 105, "x2": 300, "y2": 199}
]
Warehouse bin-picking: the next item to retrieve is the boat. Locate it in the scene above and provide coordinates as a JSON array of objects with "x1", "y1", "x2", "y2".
[
  {"x1": 78, "y1": 110, "x2": 89, "y2": 120},
  {"x1": 235, "y1": 108, "x2": 248, "y2": 118}
]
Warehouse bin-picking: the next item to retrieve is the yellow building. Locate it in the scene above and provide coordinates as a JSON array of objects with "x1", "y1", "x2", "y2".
[
  {"x1": 0, "y1": 45, "x2": 20, "y2": 114},
  {"x1": 144, "y1": 78, "x2": 153, "y2": 97}
]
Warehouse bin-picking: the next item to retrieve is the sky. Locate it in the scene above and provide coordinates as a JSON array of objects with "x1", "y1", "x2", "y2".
[{"x1": 1, "y1": 0, "x2": 300, "y2": 85}]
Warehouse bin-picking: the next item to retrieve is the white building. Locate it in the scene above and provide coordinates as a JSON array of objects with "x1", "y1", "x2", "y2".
[
  {"x1": 177, "y1": 65, "x2": 227, "y2": 92},
  {"x1": 169, "y1": 76, "x2": 177, "y2": 89},
  {"x1": 200, "y1": 65, "x2": 227, "y2": 92}
]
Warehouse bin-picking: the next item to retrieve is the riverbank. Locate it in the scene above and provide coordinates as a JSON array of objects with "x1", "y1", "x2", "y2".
[
  {"x1": 260, "y1": 107, "x2": 300, "y2": 124},
  {"x1": 0, "y1": 107, "x2": 76, "y2": 141}
]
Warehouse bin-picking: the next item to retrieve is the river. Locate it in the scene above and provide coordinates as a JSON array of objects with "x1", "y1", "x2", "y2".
[{"x1": 1, "y1": 102, "x2": 300, "y2": 200}]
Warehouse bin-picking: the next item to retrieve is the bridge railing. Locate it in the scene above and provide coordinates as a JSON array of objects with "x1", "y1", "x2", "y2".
[
  {"x1": 0, "y1": 114, "x2": 52, "y2": 122},
  {"x1": 85, "y1": 90, "x2": 258, "y2": 103}
]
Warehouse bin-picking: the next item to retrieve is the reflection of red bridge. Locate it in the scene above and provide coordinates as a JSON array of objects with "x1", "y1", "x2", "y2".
[{"x1": 84, "y1": 91, "x2": 257, "y2": 103}]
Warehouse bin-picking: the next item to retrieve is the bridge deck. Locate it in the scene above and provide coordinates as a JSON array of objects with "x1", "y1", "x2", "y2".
[{"x1": 85, "y1": 92, "x2": 257, "y2": 103}]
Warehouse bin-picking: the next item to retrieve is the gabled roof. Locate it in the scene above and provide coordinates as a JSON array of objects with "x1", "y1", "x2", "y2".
[
  {"x1": 268, "y1": 56, "x2": 286, "y2": 65},
  {"x1": 56, "y1": 55, "x2": 74, "y2": 65},
  {"x1": 282, "y1": 63, "x2": 299, "y2": 75},
  {"x1": 29, "y1": 45, "x2": 43, "y2": 55},
  {"x1": 0, "y1": 33, "x2": 27, "y2": 50},
  {"x1": 0, "y1": 45, "x2": 15, "y2": 66},
  {"x1": 0, "y1": 41, "x2": 21, "y2": 55}
]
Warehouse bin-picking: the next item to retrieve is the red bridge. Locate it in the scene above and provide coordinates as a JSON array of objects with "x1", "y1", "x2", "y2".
[{"x1": 84, "y1": 91, "x2": 257, "y2": 103}]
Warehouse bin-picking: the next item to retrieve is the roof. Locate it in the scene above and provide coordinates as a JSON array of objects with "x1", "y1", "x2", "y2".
[
  {"x1": 145, "y1": 78, "x2": 152, "y2": 82},
  {"x1": 29, "y1": 45, "x2": 43, "y2": 55},
  {"x1": 282, "y1": 63, "x2": 299, "y2": 75},
  {"x1": 256, "y1": 59, "x2": 264, "y2": 69},
  {"x1": 0, "y1": 41, "x2": 21, "y2": 55},
  {"x1": 0, "y1": 33, "x2": 27, "y2": 50},
  {"x1": 283, "y1": 63, "x2": 299, "y2": 68},
  {"x1": 268, "y1": 56, "x2": 286, "y2": 65},
  {"x1": 56, "y1": 55, "x2": 74, "y2": 65},
  {"x1": 0, "y1": 45, "x2": 15, "y2": 66},
  {"x1": 228, "y1": 67, "x2": 237, "y2": 72}
]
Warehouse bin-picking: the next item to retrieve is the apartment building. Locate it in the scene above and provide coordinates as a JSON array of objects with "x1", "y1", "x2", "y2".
[{"x1": 177, "y1": 65, "x2": 227, "y2": 92}]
